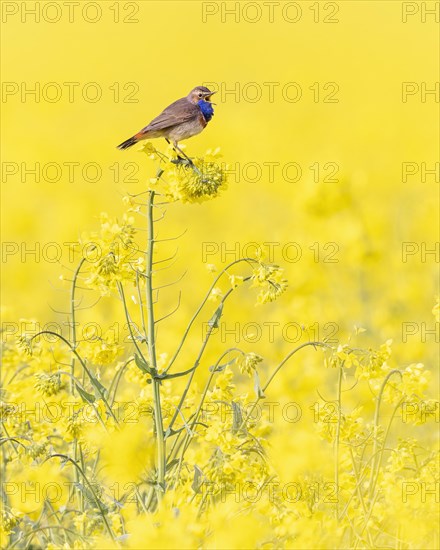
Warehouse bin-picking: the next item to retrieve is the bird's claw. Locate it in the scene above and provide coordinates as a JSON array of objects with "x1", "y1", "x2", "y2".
[{"x1": 171, "y1": 156, "x2": 192, "y2": 166}]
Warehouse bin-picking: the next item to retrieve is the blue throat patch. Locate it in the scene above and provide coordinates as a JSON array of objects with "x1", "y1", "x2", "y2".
[{"x1": 197, "y1": 99, "x2": 214, "y2": 122}]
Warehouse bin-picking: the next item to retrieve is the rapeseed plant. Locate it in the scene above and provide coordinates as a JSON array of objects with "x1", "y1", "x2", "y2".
[{"x1": 1, "y1": 149, "x2": 438, "y2": 549}]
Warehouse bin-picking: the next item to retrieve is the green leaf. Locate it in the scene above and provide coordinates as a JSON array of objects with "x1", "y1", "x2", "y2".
[
  {"x1": 134, "y1": 353, "x2": 155, "y2": 376},
  {"x1": 231, "y1": 401, "x2": 243, "y2": 434},
  {"x1": 74, "y1": 482, "x2": 108, "y2": 513},
  {"x1": 165, "y1": 458, "x2": 180, "y2": 471},
  {"x1": 208, "y1": 303, "x2": 223, "y2": 329},
  {"x1": 75, "y1": 384, "x2": 96, "y2": 404},
  {"x1": 209, "y1": 356, "x2": 238, "y2": 373},
  {"x1": 254, "y1": 370, "x2": 266, "y2": 399},
  {"x1": 164, "y1": 427, "x2": 184, "y2": 439},
  {"x1": 192, "y1": 465, "x2": 204, "y2": 494},
  {"x1": 89, "y1": 375, "x2": 108, "y2": 400}
]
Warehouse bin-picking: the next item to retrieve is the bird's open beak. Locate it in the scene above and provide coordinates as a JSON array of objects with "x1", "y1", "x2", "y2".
[{"x1": 205, "y1": 91, "x2": 217, "y2": 102}]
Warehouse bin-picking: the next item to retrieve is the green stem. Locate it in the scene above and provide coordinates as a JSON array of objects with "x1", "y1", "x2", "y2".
[
  {"x1": 368, "y1": 369, "x2": 402, "y2": 499},
  {"x1": 334, "y1": 362, "x2": 343, "y2": 519},
  {"x1": 43, "y1": 454, "x2": 115, "y2": 541},
  {"x1": 29, "y1": 331, "x2": 117, "y2": 424},
  {"x1": 145, "y1": 190, "x2": 166, "y2": 498},
  {"x1": 164, "y1": 258, "x2": 258, "y2": 375},
  {"x1": 70, "y1": 258, "x2": 85, "y2": 395},
  {"x1": 166, "y1": 288, "x2": 237, "y2": 434},
  {"x1": 117, "y1": 282, "x2": 148, "y2": 361},
  {"x1": 239, "y1": 341, "x2": 330, "y2": 431},
  {"x1": 168, "y1": 349, "x2": 243, "y2": 494},
  {"x1": 69, "y1": 259, "x2": 85, "y2": 517}
]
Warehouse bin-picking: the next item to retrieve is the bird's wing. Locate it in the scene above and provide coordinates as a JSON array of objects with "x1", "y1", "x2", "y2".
[{"x1": 140, "y1": 98, "x2": 199, "y2": 134}]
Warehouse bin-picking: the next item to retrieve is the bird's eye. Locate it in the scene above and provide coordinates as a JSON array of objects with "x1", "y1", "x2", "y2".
[{"x1": 198, "y1": 93, "x2": 202, "y2": 98}]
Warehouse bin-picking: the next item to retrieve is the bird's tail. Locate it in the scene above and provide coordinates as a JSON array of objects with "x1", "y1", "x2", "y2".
[{"x1": 117, "y1": 133, "x2": 142, "y2": 150}]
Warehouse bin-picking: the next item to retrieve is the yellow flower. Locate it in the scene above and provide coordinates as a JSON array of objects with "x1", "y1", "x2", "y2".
[
  {"x1": 79, "y1": 212, "x2": 139, "y2": 294},
  {"x1": 140, "y1": 141, "x2": 157, "y2": 159},
  {"x1": 34, "y1": 372, "x2": 65, "y2": 397},
  {"x1": 149, "y1": 148, "x2": 228, "y2": 204},
  {"x1": 402, "y1": 363, "x2": 430, "y2": 396},
  {"x1": 251, "y1": 263, "x2": 288, "y2": 304},
  {"x1": 238, "y1": 352, "x2": 263, "y2": 376}
]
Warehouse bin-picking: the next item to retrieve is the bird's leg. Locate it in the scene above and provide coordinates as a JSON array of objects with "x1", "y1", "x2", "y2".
[
  {"x1": 165, "y1": 139, "x2": 184, "y2": 161},
  {"x1": 174, "y1": 143, "x2": 203, "y2": 176},
  {"x1": 173, "y1": 143, "x2": 192, "y2": 164},
  {"x1": 166, "y1": 139, "x2": 202, "y2": 176}
]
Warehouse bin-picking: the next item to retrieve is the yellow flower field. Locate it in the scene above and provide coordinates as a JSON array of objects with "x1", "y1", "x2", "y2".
[{"x1": 1, "y1": 1, "x2": 439, "y2": 548}]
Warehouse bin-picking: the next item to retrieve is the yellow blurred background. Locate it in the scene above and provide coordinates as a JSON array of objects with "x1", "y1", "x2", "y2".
[
  {"x1": 2, "y1": 0, "x2": 438, "y2": 364},
  {"x1": 1, "y1": 2, "x2": 439, "y2": 547}
]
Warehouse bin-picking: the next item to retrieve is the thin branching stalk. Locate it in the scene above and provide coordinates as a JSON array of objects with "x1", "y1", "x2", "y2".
[
  {"x1": 0, "y1": 428, "x2": 23, "y2": 456},
  {"x1": 136, "y1": 270, "x2": 148, "y2": 337},
  {"x1": 9, "y1": 525, "x2": 89, "y2": 550},
  {"x1": 166, "y1": 287, "x2": 237, "y2": 434},
  {"x1": 109, "y1": 357, "x2": 134, "y2": 407},
  {"x1": 334, "y1": 362, "x2": 343, "y2": 519},
  {"x1": 44, "y1": 454, "x2": 115, "y2": 540},
  {"x1": 368, "y1": 397, "x2": 404, "y2": 500},
  {"x1": 164, "y1": 259, "x2": 258, "y2": 375},
  {"x1": 348, "y1": 447, "x2": 375, "y2": 547},
  {"x1": 117, "y1": 282, "x2": 148, "y2": 360},
  {"x1": 337, "y1": 446, "x2": 394, "y2": 522},
  {"x1": 168, "y1": 348, "x2": 243, "y2": 479},
  {"x1": 240, "y1": 341, "x2": 330, "y2": 431},
  {"x1": 69, "y1": 259, "x2": 86, "y2": 516},
  {"x1": 29, "y1": 331, "x2": 118, "y2": 424},
  {"x1": 368, "y1": 369, "x2": 403, "y2": 499},
  {"x1": 69, "y1": 258, "x2": 85, "y2": 395}
]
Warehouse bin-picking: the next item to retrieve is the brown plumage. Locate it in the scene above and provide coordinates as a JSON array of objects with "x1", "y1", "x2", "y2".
[{"x1": 117, "y1": 86, "x2": 216, "y2": 150}]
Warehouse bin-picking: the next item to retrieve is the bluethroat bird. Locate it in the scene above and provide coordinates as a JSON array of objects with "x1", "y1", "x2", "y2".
[{"x1": 117, "y1": 86, "x2": 216, "y2": 161}]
